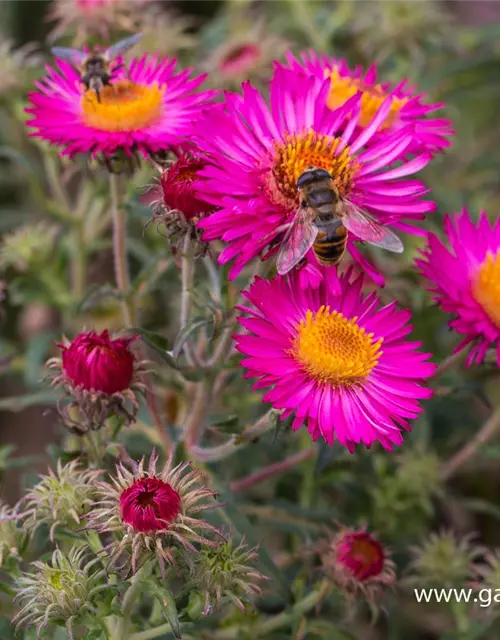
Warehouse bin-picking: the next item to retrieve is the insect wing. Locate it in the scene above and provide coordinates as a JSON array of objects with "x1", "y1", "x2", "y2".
[
  {"x1": 342, "y1": 200, "x2": 404, "y2": 253},
  {"x1": 276, "y1": 208, "x2": 318, "y2": 275},
  {"x1": 105, "y1": 34, "x2": 143, "y2": 60},
  {"x1": 51, "y1": 47, "x2": 86, "y2": 65}
]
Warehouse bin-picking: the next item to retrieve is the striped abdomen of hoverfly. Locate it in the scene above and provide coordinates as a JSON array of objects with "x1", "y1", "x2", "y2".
[
  {"x1": 297, "y1": 167, "x2": 347, "y2": 267},
  {"x1": 313, "y1": 217, "x2": 347, "y2": 266}
]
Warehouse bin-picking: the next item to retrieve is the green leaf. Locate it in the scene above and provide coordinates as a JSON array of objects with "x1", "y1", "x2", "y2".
[
  {"x1": 24, "y1": 330, "x2": 57, "y2": 387},
  {"x1": 140, "y1": 581, "x2": 181, "y2": 639},
  {"x1": 172, "y1": 316, "x2": 212, "y2": 359},
  {"x1": 0, "y1": 390, "x2": 59, "y2": 412},
  {"x1": 461, "y1": 498, "x2": 500, "y2": 522}
]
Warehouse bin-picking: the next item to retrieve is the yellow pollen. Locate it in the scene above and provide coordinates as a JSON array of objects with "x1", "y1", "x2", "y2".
[
  {"x1": 325, "y1": 68, "x2": 408, "y2": 129},
  {"x1": 293, "y1": 306, "x2": 382, "y2": 386},
  {"x1": 472, "y1": 250, "x2": 500, "y2": 328},
  {"x1": 268, "y1": 131, "x2": 358, "y2": 208},
  {"x1": 81, "y1": 80, "x2": 165, "y2": 132}
]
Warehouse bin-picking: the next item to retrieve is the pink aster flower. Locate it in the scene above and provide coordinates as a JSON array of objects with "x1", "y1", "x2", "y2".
[
  {"x1": 235, "y1": 267, "x2": 436, "y2": 451},
  {"x1": 196, "y1": 66, "x2": 434, "y2": 285},
  {"x1": 26, "y1": 54, "x2": 214, "y2": 160},
  {"x1": 282, "y1": 50, "x2": 454, "y2": 155},
  {"x1": 47, "y1": 330, "x2": 148, "y2": 432},
  {"x1": 416, "y1": 208, "x2": 500, "y2": 366}
]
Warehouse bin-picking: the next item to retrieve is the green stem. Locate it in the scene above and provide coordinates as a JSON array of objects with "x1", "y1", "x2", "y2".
[
  {"x1": 129, "y1": 623, "x2": 172, "y2": 640},
  {"x1": 110, "y1": 172, "x2": 136, "y2": 327},
  {"x1": 213, "y1": 581, "x2": 329, "y2": 638},
  {"x1": 72, "y1": 222, "x2": 86, "y2": 301},
  {"x1": 114, "y1": 562, "x2": 153, "y2": 640},
  {"x1": 441, "y1": 405, "x2": 500, "y2": 479},
  {"x1": 180, "y1": 234, "x2": 194, "y2": 329}
]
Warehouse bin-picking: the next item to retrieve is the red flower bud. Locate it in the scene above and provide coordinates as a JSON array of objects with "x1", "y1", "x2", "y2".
[
  {"x1": 336, "y1": 530, "x2": 385, "y2": 581},
  {"x1": 60, "y1": 330, "x2": 136, "y2": 395},
  {"x1": 120, "y1": 477, "x2": 181, "y2": 533},
  {"x1": 159, "y1": 154, "x2": 214, "y2": 221}
]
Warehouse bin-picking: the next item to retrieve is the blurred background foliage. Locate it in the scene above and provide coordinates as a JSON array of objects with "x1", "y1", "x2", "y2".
[{"x1": 1, "y1": 1, "x2": 500, "y2": 639}]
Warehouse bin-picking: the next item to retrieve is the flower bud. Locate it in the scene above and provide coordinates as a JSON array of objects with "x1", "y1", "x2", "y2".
[
  {"x1": 0, "y1": 222, "x2": 58, "y2": 273},
  {"x1": 319, "y1": 525, "x2": 395, "y2": 602},
  {"x1": 20, "y1": 459, "x2": 103, "y2": 541},
  {"x1": 372, "y1": 448, "x2": 442, "y2": 540},
  {"x1": 0, "y1": 501, "x2": 24, "y2": 568},
  {"x1": 13, "y1": 546, "x2": 107, "y2": 637},
  {"x1": 187, "y1": 539, "x2": 268, "y2": 615},
  {"x1": 407, "y1": 530, "x2": 483, "y2": 588},
  {"x1": 146, "y1": 153, "x2": 215, "y2": 257},
  {"x1": 47, "y1": 330, "x2": 148, "y2": 432},
  {"x1": 86, "y1": 451, "x2": 224, "y2": 575},
  {"x1": 202, "y1": 20, "x2": 288, "y2": 90}
]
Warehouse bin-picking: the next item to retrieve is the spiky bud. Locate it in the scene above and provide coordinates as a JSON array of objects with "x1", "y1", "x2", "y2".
[
  {"x1": 13, "y1": 546, "x2": 107, "y2": 638},
  {"x1": 0, "y1": 501, "x2": 25, "y2": 568},
  {"x1": 407, "y1": 530, "x2": 483, "y2": 588},
  {"x1": 20, "y1": 459, "x2": 102, "y2": 541},
  {"x1": 0, "y1": 222, "x2": 58, "y2": 273},
  {"x1": 46, "y1": 330, "x2": 148, "y2": 433},
  {"x1": 372, "y1": 448, "x2": 442, "y2": 539},
  {"x1": 86, "y1": 451, "x2": 224, "y2": 575},
  {"x1": 187, "y1": 539, "x2": 268, "y2": 616}
]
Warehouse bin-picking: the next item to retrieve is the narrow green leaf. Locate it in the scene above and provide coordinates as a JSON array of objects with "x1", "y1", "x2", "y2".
[
  {"x1": 0, "y1": 390, "x2": 59, "y2": 412},
  {"x1": 140, "y1": 581, "x2": 181, "y2": 639}
]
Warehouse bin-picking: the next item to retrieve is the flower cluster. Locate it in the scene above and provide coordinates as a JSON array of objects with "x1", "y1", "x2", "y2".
[{"x1": 23, "y1": 15, "x2": 500, "y2": 617}]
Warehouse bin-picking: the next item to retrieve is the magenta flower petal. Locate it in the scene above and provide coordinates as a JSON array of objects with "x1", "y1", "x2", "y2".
[
  {"x1": 195, "y1": 64, "x2": 435, "y2": 285},
  {"x1": 236, "y1": 266, "x2": 436, "y2": 450},
  {"x1": 27, "y1": 55, "x2": 216, "y2": 158},
  {"x1": 416, "y1": 207, "x2": 500, "y2": 365}
]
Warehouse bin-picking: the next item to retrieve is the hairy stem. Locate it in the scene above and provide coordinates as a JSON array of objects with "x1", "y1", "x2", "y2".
[
  {"x1": 110, "y1": 172, "x2": 136, "y2": 327},
  {"x1": 441, "y1": 405, "x2": 500, "y2": 479},
  {"x1": 188, "y1": 409, "x2": 276, "y2": 462},
  {"x1": 230, "y1": 448, "x2": 316, "y2": 493},
  {"x1": 213, "y1": 580, "x2": 330, "y2": 638},
  {"x1": 183, "y1": 377, "x2": 211, "y2": 449},
  {"x1": 180, "y1": 234, "x2": 194, "y2": 328},
  {"x1": 129, "y1": 623, "x2": 172, "y2": 640},
  {"x1": 72, "y1": 222, "x2": 86, "y2": 300},
  {"x1": 434, "y1": 347, "x2": 470, "y2": 379}
]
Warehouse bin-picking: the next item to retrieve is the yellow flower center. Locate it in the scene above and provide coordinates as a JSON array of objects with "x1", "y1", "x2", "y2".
[
  {"x1": 293, "y1": 305, "x2": 382, "y2": 386},
  {"x1": 81, "y1": 80, "x2": 165, "y2": 132},
  {"x1": 267, "y1": 131, "x2": 358, "y2": 209},
  {"x1": 325, "y1": 67, "x2": 408, "y2": 129},
  {"x1": 472, "y1": 250, "x2": 500, "y2": 328}
]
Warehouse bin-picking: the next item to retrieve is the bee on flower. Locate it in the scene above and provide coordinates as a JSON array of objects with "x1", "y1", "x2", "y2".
[
  {"x1": 26, "y1": 40, "x2": 216, "y2": 170},
  {"x1": 195, "y1": 64, "x2": 435, "y2": 287}
]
